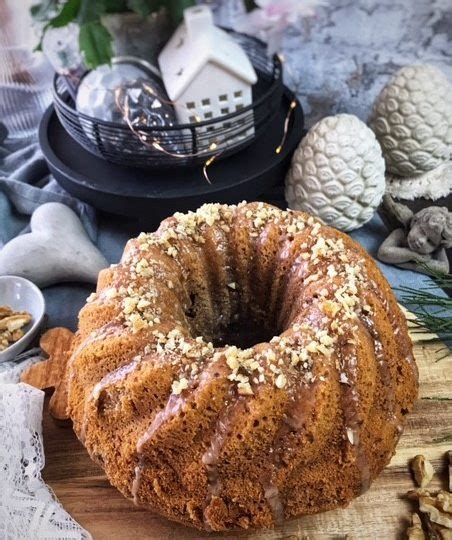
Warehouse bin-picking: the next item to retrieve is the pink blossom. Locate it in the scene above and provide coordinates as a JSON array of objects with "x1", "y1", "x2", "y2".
[{"x1": 234, "y1": 0, "x2": 327, "y2": 54}]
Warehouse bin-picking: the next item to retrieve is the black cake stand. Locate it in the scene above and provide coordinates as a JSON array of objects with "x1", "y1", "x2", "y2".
[{"x1": 39, "y1": 89, "x2": 303, "y2": 223}]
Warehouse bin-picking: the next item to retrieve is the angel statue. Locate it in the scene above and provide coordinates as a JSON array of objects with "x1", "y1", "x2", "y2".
[{"x1": 378, "y1": 195, "x2": 452, "y2": 275}]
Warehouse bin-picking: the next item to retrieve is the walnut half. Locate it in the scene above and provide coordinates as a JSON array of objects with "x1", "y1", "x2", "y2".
[
  {"x1": 407, "y1": 513, "x2": 425, "y2": 540},
  {"x1": 412, "y1": 455, "x2": 435, "y2": 488},
  {"x1": 0, "y1": 306, "x2": 32, "y2": 351},
  {"x1": 419, "y1": 495, "x2": 452, "y2": 529}
]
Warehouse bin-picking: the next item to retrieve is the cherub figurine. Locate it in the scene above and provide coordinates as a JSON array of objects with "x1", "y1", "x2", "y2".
[{"x1": 378, "y1": 195, "x2": 452, "y2": 275}]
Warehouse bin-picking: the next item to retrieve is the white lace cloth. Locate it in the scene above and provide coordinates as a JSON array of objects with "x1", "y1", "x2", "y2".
[{"x1": 0, "y1": 353, "x2": 91, "y2": 540}]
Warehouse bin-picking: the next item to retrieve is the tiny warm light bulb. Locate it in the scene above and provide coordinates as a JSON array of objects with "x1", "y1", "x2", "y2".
[
  {"x1": 203, "y1": 152, "x2": 222, "y2": 185},
  {"x1": 143, "y1": 83, "x2": 156, "y2": 95}
]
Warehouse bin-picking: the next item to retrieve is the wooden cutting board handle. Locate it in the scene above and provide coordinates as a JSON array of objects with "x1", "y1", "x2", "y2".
[{"x1": 21, "y1": 327, "x2": 74, "y2": 422}]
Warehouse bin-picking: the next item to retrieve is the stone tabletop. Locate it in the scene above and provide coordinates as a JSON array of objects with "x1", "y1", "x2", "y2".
[{"x1": 212, "y1": 0, "x2": 452, "y2": 126}]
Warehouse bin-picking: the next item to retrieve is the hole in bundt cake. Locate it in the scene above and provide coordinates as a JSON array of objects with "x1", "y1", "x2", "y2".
[
  {"x1": 185, "y1": 293, "x2": 197, "y2": 319},
  {"x1": 184, "y1": 283, "x2": 280, "y2": 349},
  {"x1": 210, "y1": 315, "x2": 277, "y2": 350},
  {"x1": 182, "y1": 242, "x2": 289, "y2": 348},
  {"x1": 185, "y1": 294, "x2": 278, "y2": 350}
]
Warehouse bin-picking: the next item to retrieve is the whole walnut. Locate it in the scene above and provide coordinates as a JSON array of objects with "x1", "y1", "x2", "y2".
[{"x1": 370, "y1": 64, "x2": 452, "y2": 176}]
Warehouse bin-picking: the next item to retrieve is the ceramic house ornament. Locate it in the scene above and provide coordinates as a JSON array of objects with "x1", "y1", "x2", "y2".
[
  {"x1": 285, "y1": 114, "x2": 385, "y2": 232},
  {"x1": 158, "y1": 5, "x2": 257, "y2": 148},
  {"x1": 370, "y1": 64, "x2": 452, "y2": 177}
]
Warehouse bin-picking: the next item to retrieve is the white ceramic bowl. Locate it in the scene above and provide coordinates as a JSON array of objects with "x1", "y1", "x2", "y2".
[{"x1": 0, "y1": 276, "x2": 45, "y2": 363}]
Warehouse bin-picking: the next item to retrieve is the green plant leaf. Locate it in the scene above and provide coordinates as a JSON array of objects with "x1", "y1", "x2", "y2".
[
  {"x1": 33, "y1": 41, "x2": 43, "y2": 52},
  {"x1": 79, "y1": 21, "x2": 113, "y2": 68},
  {"x1": 78, "y1": 0, "x2": 106, "y2": 24},
  {"x1": 127, "y1": 0, "x2": 152, "y2": 17},
  {"x1": 167, "y1": 0, "x2": 196, "y2": 25},
  {"x1": 103, "y1": 0, "x2": 128, "y2": 12},
  {"x1": 398, "y1": 270, "x2": 452, "y2": 352},
  {"x1": 49, "y1": 0, "x2": 81, "y2": 27}
]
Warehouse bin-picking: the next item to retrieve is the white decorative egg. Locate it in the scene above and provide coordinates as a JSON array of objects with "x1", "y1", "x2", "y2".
[
  {"x1": 285, "y1": 114, "x2": 385, "y2": 232},
  {"x1": 370, "y1": 64, "x2": 452, "y2": 176}
]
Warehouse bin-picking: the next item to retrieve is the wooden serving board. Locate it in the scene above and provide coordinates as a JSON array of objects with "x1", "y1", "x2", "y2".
[{"x1": 40, "y1": 321, "x2": 452, "y2": 540}]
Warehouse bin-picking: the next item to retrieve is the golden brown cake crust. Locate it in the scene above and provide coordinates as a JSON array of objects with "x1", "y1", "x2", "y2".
[{"x1": 67, "y1": 202, "x2": 418, "y2": 531}]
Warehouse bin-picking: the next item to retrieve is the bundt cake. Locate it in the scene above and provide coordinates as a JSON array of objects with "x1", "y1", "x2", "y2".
[{"x1": 67, "y1": 202, "x2": 418, "y2": 531}]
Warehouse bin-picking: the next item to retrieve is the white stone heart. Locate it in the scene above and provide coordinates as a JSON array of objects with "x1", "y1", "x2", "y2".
[{"x1": 0, "y1": 203, "x2": 108, "y2": 288}]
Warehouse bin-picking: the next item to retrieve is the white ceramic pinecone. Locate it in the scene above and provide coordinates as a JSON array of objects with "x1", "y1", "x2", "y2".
[
  {"x1": 370, "y1": 64, "x2": 452, "y2": 176},
  {"x1": 285, "y1": 114, "x2": 385, "y2": 232}
]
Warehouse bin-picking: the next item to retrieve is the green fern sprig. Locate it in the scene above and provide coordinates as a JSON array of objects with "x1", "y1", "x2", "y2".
[{"x1": 397, "y1": 269, "x2": 452, "y2": 351}]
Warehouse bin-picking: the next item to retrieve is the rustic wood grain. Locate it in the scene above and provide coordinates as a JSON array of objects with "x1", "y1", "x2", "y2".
[
  {"x1": 21, "y1": 327, "x2": 73, "y2": 421},
  {"x1": 41, "y1": 328, "x2": 452, "y2": 540}
]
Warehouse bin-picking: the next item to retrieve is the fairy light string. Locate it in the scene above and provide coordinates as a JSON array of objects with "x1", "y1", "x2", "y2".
[
  {"x1": 115, "y1": 81, "x2": 296, "y2": 182},
  {"x1": 275, "y1": 54, "x2": 298, "y2": 155},
  {"x1": 276, "y1": 99, "x2": 297, "y2": 154},
  {"x1": 114, "y1": 86, "x2": 225, "y2": 184},
  {"x1": 72, "y1": 53, "x2": 296, "y2": 183}
]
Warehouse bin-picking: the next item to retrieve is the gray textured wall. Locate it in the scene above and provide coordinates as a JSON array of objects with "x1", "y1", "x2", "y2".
[{"x1": 209, "y1": 0, "x2": 452, "y2": 127}]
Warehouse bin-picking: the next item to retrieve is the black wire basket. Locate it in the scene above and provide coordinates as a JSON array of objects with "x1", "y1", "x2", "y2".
[{"x1": 52, "y1": 31, "x2": 284, "y2": 169}]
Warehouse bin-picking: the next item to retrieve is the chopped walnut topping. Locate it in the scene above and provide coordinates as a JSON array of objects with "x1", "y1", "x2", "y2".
[
  {"x1": 172, "y1": 377, "x2": 189, "y2": 395},
  {"x1": 327, "y1": 264, "x2": 338, "y2": 278},
  {"x1": 275, "y1": 373, "x2": 287, "y2": 389},
  {"x1": 105, "y1": 287, "x2": 118, "y2": 299},
  {"x1": 0, "y1": 306, "x2": 31, "y2": 352},
  {"x1": 128, "y1": 313, "x2": 148, "y2": 333},
  {"x1": 321, "y1": 300, "x2": 341, "y2": 317},
  {"x1": 0, "y1": 312, "x2": 31, "y2": 333},
  {"x1": 346, "y1": 427, "x2": 356, "y2": 445},
  {"x1": 311, "y1": 222, "x2": 321, "y2": 236},
  {"x1": 237, "y1": 380, "x2": 254, "y2": 395},
  {"x1": 92, "y1": 203, "x2": 378, "y2": 411},
  {"x1": 123, "y1": 297, "x2": 138, "y2": 315}
]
